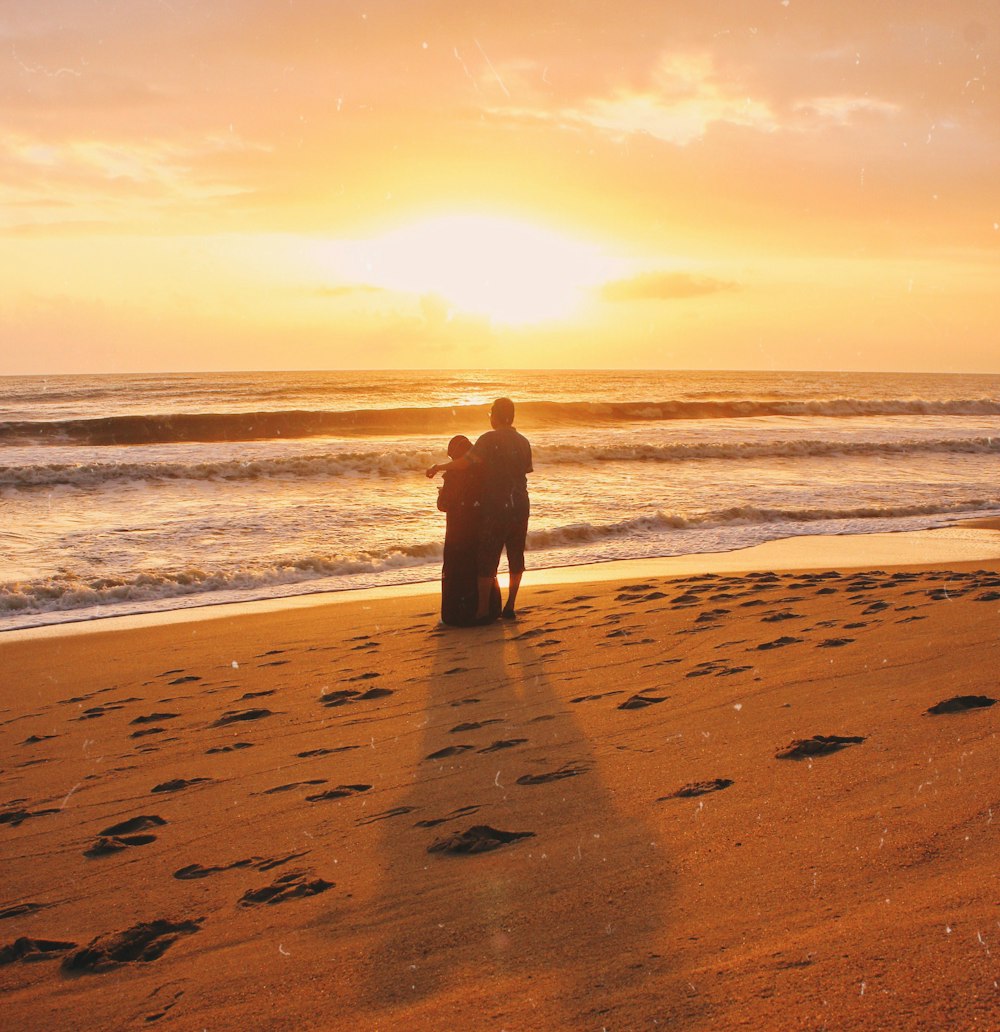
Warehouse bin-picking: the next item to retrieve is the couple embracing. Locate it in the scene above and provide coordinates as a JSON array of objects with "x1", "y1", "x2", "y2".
[{"x1": 426, "y1": 397, "x2": 532, "y2": 626}]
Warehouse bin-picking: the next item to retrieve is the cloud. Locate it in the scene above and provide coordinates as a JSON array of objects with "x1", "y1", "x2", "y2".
[
  {"x1": 494, "y1": 50, "x2": 907, "y2": 149},
  {"x1": 0, "y1": 131, "x2": 267, "y2": 232},
  {"x1": 791, "y1": 95, "x2": 900, "y2": 128},
  {"x1": 601, "y1": 272, "x2": 737, "y2": 302}
]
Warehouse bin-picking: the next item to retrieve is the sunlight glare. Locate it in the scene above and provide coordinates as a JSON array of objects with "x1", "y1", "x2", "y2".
[{"x1": 332, "y1": 214, "x2": 624, "y2": 326}]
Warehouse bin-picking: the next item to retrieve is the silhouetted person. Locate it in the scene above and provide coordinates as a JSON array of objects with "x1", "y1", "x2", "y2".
[
  {"x1": 427, "y1": 397, "x2": 532, "y2": 622},
  {"x1": 435, "y1": 434, "x2": 501, "y2": 626}
]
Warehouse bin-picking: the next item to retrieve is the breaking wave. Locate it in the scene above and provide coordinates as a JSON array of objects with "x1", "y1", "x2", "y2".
[
  {"x1": 4, "y1": 497, "x2": 996, "y2": 617},
  {"x1": 4, "y1": 396, "x2": 1000, "y2": 445},
  {"x1": 3, "y1": 436, "x2": 999, "y2": 491}
]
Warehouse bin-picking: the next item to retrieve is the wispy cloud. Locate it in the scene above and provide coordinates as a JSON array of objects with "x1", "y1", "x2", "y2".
[
  {"x1": 490, "y1": 51, "x2": 901, "y2": 147},
  {"x1": 0, "y1": 131, "x2": 267, "y2": 230}
]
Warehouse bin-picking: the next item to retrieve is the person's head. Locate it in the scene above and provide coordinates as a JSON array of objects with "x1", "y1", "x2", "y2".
[
  {"x1": 447, "y1": 434, "x2": 473, "y2": 459},
  {"x1": 489, "y1": 397, "x2": 515, "y2": 429}
]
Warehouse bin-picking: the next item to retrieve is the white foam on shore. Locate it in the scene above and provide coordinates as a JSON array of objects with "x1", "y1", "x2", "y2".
[{"x1": 4, "y1": 523, "x2": 998, "y2": 643}]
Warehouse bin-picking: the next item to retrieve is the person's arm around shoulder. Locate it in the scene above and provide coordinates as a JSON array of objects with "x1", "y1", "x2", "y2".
[
  {"x1": 425, "y1": 432, "x2": 489, "y2": 478},
  {"x1": 426, "y1": 453, "x2": 477, "y2": 479}
]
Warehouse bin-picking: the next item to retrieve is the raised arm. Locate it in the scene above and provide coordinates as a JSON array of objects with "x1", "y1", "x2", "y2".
[{"x1": 426, "y1": 454, "x2": 474, "y2": 478}]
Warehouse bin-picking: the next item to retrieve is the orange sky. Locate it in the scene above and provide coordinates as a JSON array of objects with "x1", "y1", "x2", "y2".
[{"x1": 2, "y1": 1, "x2": 998, "y2": 373}]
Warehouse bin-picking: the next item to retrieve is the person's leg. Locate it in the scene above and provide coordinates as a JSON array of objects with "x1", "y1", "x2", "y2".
[
  {"x1": 503, "y1": 571, "x2": 523, "y2": 617},
  {"x1": 475, "y1": 519, "x2": 504, "y2": 621},
  {"x1": 502, "y1": 518, "x2": 528, "y2": 618}
]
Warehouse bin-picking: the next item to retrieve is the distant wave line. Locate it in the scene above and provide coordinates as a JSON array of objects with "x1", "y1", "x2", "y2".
[
  {"x1": 3, "y1": 436, "x2": 999, "y2": 490},
  {"x1": 3, "y1": 397, "x2": 1000, "y2": 445}
]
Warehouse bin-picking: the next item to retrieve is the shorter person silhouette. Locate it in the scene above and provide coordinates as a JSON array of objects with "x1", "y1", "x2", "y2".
[{"x1": 434, "y1": 434, "x2": 501, "y2": 626}]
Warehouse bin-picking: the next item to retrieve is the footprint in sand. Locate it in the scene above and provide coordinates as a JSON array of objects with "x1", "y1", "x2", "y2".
[
  {"x1": 479, "y1": 739, "x2": 528, "y2": 753},
  {"x1": 206, "y1": 742, "x2": 253, "y2": 754},
  {"x1": 84, "y1": 833, "x2": 160, "y2": 857},
  {"x1": 100, "y1": 815, "x2": 167, "y2": 836},
  {"x1": 516, "y1": 763, "x2": 590, "y2": 785},
  {"x1": 305, "y1": 784, "x2": 372, "y2": 802},
  {"x1": 425, "y1": 744, "x2": 475, "y2": 760},
  {"x1": 319, "y1": 687, "x2": 393, "y2": 708},
  {"x1": 618, "y1": 693, "x2": 668, "y2": 710},
  {"x1": 174, "y1": 859, "x2": 256, "y2": 880},
  {"x1": 686, "y1": 662, "x2": 719, "y2": 678},
  {"x1": 450, "y1": 719, "x2": 502, "y2": 733},
  {"x1": 297, "y1": 745, "x2": 360, "y2": 757},
  {"x1": 85, "y1": 815, "x2": 167, "y2": 857},
  {"x1": 0, "y1": 903, "x2": 51, "y2": 921},
  {"x1": 817, "y1": 638, "x2": 855, "y2": 648},
  {"x1": 151, "y1": 778, "x2": 212, "y2": 794},
  {"x1": 696, "y1": 609, "x2": 729, "y2": 623},
  {"x1": 427, "y1": 825, "x2": 535, "y2": 855},
  {"x1": 20, "y1": 734, "x2": 59, "y2": 745},
  {"x1": 415, "y1": 804, "x2": 482, "y2": 829},
  {"x1": 0, "y1": 806, "x2": 60, "y2": 828},
  {"x1": 168, "y1": 675, "x2": 201, "y2": 685},
  {"x1": 355, "y1": 806, "x2": 417, "y2": 826},
  {"x1": 570, "y1": 690, "x2": 624, "y2": 704},
  {"x1": 756, "y1": 636, "x2": 803, "y2": 651},
  {"x1": 75, "y1": 704, "x2": 126, "y2": 721},
  {"x1": 775, "y1": 735, "x2": 865, "y2": 759},
  {"x1": 61, "y1": 919, "x2": 202, "y2": 972},
  {"x1": 658, "y1": 778, "x2": 734, "y2": 800},
  {"x1": 238, "y1": 871, "x2": 334, "y2": 906},
  {"x1": 1, "y1": 937, "x2": 78, "y2": 965},
  {"x1": 262, "y1": 780, "x2": 327, "y2": 795},
  {"x1": 925, "y1": 695, "x2": 997, "y2": 715},
  {"x1": 210, "y1": 708, "x2": 273, "y2": 727},
  {"x1": 174, "y1": 850, "x2": 310, "y2": 880},
  {"x1": 131, "y1": 713, "x2": 180, "y2": 726}
]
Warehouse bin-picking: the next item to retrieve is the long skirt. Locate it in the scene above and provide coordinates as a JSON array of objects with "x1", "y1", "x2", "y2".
[{"x1": 441, "y1": 521, "x2": 501, "y2": 626}]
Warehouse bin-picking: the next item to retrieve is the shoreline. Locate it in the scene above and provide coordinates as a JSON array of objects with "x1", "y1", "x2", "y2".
[
  {"x1": 5, "y1": 519, "x2": 1000, "y2": 642},
  {"x1": 2, "y1": 513, "x2": 998, "y2": 1029}
]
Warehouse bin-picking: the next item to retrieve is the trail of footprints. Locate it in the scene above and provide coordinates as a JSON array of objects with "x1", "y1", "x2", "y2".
[{"x1": 1, "y1": 567, "x2": 997, "y2": 1000}]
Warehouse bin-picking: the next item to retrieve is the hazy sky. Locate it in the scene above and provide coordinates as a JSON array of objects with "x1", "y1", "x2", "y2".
[{"x1": 2, "y1": 1, "x2": 998, "y2": 373}]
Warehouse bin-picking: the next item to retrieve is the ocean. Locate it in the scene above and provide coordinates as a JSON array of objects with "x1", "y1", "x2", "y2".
[{"x1": 2, "y1": 368, "x2": 999, "y2": 631}]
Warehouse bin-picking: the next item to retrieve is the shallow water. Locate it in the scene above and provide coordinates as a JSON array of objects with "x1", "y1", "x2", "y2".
[{"x1": 2, "y1": 369, "x2": 998, "y2": 629}]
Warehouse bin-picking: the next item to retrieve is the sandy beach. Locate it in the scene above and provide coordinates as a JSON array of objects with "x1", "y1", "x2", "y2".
[{"x1": 2, "y1": 527, "x2": 999, "y2": 1031}]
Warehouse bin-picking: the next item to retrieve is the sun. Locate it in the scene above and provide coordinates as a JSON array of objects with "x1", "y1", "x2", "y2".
[{"x1": 328, "y1": 213, "x2": 625, "y2": 326}]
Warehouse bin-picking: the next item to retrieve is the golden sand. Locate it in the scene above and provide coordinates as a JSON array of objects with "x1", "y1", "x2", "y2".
[{"x1": 2, "y1": 530, "x2": 999, "y2": 1030}]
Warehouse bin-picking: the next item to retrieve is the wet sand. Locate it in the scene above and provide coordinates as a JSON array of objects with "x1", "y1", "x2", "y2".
[{"x1": 2, "y1": 528, "x2": 999, "y2": 1030}]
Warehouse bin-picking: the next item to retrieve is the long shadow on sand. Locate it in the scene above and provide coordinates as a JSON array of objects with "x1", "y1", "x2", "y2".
[{"x1": 357, "y1": 613, "x2": 673, "y2": 1027}]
